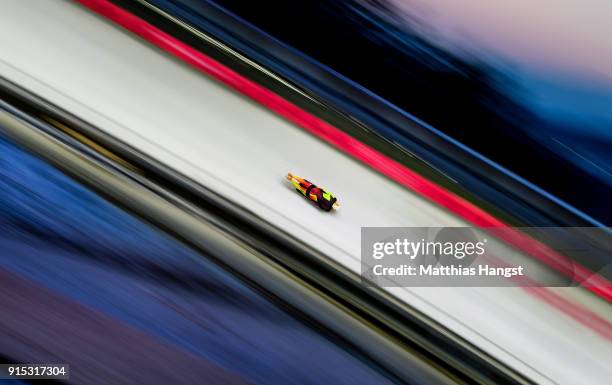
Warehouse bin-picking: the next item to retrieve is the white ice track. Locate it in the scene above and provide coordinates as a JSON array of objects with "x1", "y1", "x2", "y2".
[{"x1": 1, "y1": 1, "x2": 611, "y2": 384}]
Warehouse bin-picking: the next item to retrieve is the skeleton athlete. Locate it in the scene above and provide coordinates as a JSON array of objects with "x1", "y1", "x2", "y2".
[{"x1": 286, "y1": 172, "x2": 339, "y2": 211}]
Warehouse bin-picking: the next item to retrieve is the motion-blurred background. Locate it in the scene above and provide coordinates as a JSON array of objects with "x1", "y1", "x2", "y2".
[{"x1": 0, "y1": 1, "x2": 610, "y2": 384}]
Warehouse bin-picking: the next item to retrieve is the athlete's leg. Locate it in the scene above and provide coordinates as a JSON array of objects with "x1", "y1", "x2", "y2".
[
  {"x1": 287, "y1": 172, "x2": 305, "y2": 182},
  {"x1": 287, "y1": 172, "x2": 307, "y2": 186},
  {"x1": 287, "y1": 172, "x2": 311, "y2": 196}
]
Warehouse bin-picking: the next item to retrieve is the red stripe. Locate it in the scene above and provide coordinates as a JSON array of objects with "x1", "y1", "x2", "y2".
[
  {"x1": 483, "y1": 254, "x2": 612, "y2": 340},
  {"x1": 525, "y1": 287, "x2": 612, "y2": 340},
  {"x1": 75, "y1": 0, "x2": 612, "y2": 306}
]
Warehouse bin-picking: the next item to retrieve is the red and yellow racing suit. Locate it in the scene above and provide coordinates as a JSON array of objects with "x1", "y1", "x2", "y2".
[{"x1": 289, "y1": 174, "x2": 337, "y2": 211}]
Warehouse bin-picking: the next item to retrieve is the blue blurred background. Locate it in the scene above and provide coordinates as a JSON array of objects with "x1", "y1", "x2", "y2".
[
  {"x1": 0, "y1": 133, "x2": 396, "y2": 385},
  {"x1": 199, "y1": 0, "x2": 612, "y2": 223}
]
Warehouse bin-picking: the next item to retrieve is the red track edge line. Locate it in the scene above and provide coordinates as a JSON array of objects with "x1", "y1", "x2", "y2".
[{"x1": 75, "y1": 0, "x2": 612, "y2": 317}]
